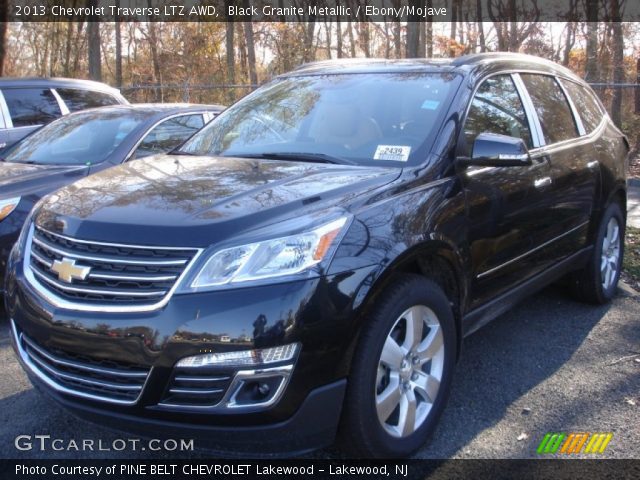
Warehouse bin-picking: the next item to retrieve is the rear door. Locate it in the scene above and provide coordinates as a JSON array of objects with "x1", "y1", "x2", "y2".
[
  {"x1": 518, "y1": 74, "x2": 597, "y2": 265},
  {"x1": 459, "y1": 74, "x2": 553, "y2": 308}
]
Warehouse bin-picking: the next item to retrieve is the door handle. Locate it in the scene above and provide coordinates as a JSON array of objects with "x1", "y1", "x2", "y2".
[{"x1": 534, "y1": 177, "x2": 552, "y2": 188}]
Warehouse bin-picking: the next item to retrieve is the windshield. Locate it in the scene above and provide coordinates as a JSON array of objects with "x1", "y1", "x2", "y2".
[
  {"x1": 3, "y1": 109, "x2": 149, "y2": 165},
  {"x1": 179, "y1": 72, "x2": 461, "y2": 166}
]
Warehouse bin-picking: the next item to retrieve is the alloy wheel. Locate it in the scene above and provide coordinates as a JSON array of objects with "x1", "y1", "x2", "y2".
[
  {"x1": 601, "y1": 216, "x2": 621, "y2": 290},
  {"x1": 375, "y1": 305, "x2": 445, "y2": 438}
]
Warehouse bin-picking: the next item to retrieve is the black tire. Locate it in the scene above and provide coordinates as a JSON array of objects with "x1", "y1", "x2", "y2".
[
  {"x1": 570, "y1": 201, "x2": 625, "y2": 304},
  {"x1": 339, "y1": 274, "x2": 456, "y2": 458}
]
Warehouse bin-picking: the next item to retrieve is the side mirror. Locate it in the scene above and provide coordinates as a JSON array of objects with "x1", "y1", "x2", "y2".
[{"x1": 457, "y1": 132, "x2": 532, "y2": 168}]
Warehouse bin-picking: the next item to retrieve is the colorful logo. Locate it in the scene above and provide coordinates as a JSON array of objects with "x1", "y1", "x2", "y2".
[{"x1": 537, "y1": 432, "x2": 613, "y2": 454}]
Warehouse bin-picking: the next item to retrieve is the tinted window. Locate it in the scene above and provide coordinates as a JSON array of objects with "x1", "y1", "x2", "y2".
[
  {"x1": 520, "y1": 74, "x2": 579, "y2": 144},
  {"x1": 135, "y1": 114, "x2": 204, "y2": 159},
  {"x1": 560, "y1": 80, "x2": 604, "y2": 134},
  {"x1": 3, "y1": 88, "x2": 61, "y2": 127},
  {"x1": 179, "y1": 73, "x2": 461, "y2": 167},
  {"x1": 3, "y1": 109, "x2": 149, "y2": 165},
  {"x1": 464, "y1": 75, "x2": 533, "y2": 154},
  {"x1": 56, "y1": 88, "x2": 120, "y2": 112}
]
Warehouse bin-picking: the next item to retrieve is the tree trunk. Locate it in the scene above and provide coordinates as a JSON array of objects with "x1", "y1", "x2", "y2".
[
  {"x1": 406, "y1": 0, "x2": 420, "y2": 58},
  {"x1": 115, "y1": 12, "x2": 122, "y2": 87},
  {"x1": 244, "y1": 21, "x2": 258, "y2": 87},
  {"x1": 336, "y1": 9, "x2": 343, "y2": 58},
  {"x1": 87, "y1": 0, "x2": 101, "y2": 80},
  {"x1": 303, "y1": 17, "x2": 316, "y2": 62},
  {"x1": 426, "y1": 0, "x2": 433, "y2": 57},
  {"x1": 476, "y1": 0, "x2": 486, "y2": 52},
  {"x1": 610, "y1": 0, "x2": 624, "y2": 128},
  {"x1": 0, "y1": 0, "x2": 6, "y2": 76},
  {"x1": 449, "y1": 0, "x2": 457, "y2": 56},
  {"x1": 225, "y1": 21, "x2": 235, "y2": 84},
  {"x1": 585, "y1": 0, "x2": 599, "y2": 82},
  {"x1": 347, "y1": 20, "x2": 356, "y2": 58}
]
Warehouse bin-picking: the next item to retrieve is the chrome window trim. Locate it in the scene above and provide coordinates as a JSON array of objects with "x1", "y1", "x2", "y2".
[
  {"x1": 528, "y1": 114, "x2": 607, "y2": 159},
  {"x1": 11, "y1": 319, "x2": 152, "y2": 406},
  {"x1": 0, "y1": 89, "x2": 12, "y2": 129},
  {"x1": 477, "y1": 221, "x2": 589, "y2": 279},
  {"x1": 50, "y1": 88, "x2": 70, "y2": 115},
  {"x1": 23, "y1": 224, "x2": 204, "y2": 313},
  {"x1": 511, "y1": 73, "x2": 545, "y2": 148},
  {"x1": 466, "y1": 91, "x2": 608, "y2": 178},
  {"x1": 556, "y1": 78, "x2": 586, "y2": 136}
]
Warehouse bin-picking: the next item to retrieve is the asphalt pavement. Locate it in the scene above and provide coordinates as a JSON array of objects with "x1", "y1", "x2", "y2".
[{"x1": 1, "y1": 284, "x2": 638, "y2": 459}]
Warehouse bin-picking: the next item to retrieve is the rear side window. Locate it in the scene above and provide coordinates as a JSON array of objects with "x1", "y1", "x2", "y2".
[
  {"x1": 2, "y1": 88, "x2": 61, "y2": 127},
  {"x1": 520, "y1": 74, "x2": 579, "y2": 144},
  {"x1": 560, "y1": 80, "x2": 604, "y2": 134},
  {"x1": 464, "y1": 74, "x2": 533, "y2": 155},
  {"x1": 134, "y1": 114, "x2": 205, "y2": 159},
  {"x1": 56, "y1": 88, "x2": 121, "y2": 112}
]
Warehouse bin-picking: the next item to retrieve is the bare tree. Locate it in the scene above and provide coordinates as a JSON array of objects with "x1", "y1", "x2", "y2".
[{"x1": 488, "y1": 0, "x2": 541, "y2": 52}]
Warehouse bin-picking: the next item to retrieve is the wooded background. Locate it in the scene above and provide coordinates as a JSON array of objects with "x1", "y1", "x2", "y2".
[{"x1": 0, "y1": 0, "x2": 638, "y2": 147}]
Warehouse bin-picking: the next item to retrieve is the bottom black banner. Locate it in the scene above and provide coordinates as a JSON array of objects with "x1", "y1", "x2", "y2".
[{"x1": 1, "y1": 459, "x2": 639, "y2": 480}]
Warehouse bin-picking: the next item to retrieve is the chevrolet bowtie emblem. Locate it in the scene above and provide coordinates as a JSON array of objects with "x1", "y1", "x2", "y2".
[{"x1": 50, "y1": 258, "x2": 91, "y2": 283}]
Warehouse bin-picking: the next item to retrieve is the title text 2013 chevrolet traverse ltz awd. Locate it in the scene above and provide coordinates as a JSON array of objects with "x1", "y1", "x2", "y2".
[{"x1": 5, "y1": 54, "x2": 628, "y2": 457}]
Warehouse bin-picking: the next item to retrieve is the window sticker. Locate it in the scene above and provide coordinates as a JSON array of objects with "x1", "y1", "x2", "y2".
[
  {"x1": 373, "y1": 145, "x2": 412, "y2": 162},
  {"x1": 421, "y1": 99, "x2": 440, "y2": 110}
]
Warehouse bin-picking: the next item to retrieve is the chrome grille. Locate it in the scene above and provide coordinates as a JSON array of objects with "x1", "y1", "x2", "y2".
[
  {"x1": 18, "y1": 330, "x2": 150, "y2": 404},
  {"x1": 160, "y1": 369, "x2": 233, "y2": 407},
  {"x1": 26, "y1": 225, "x2": 200, "y2": 310}
]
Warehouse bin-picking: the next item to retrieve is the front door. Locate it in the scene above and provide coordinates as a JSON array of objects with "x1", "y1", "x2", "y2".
[{"x1": 458, "y1": 74, "x2": 552, "y2": 309}]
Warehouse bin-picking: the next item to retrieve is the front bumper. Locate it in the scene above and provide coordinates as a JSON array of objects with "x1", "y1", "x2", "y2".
[{"x1": 5, "y1": 249, "x2": 376, "y2": 453}]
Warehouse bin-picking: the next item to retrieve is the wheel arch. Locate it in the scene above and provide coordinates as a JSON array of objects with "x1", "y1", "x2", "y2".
[{"x1": 346, "y1": 239, "x2": 468, "y2": 369}]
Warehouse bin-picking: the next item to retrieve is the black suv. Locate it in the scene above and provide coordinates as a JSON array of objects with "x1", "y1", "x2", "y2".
[
  {"x1": 0, "y1": 78, "x2": 127, "y2": 150},
  {"x1": 5, "y1": 53, "x2": 628, "y2": 457}
]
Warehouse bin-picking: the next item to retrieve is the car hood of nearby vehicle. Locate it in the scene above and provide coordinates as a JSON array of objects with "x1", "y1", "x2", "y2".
[
  {"x1": 34, "y1": 155, "x2": 402, "y2": 248},
  {"x1": 0, "y1": 162, "x2": 88, "y2": 198}
]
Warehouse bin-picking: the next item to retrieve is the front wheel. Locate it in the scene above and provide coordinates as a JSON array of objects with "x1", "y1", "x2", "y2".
[
  {"x1": 570, "y1": 202, "x2": 625, "y2": 304},
  {"x1": 339, "y1": 275, "x2": 456, "y2": 457}
]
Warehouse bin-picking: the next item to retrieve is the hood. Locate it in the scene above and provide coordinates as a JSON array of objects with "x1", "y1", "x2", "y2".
[
  {"x1": 0, "y1": 162, "x2": 88, "y2": 198},
  {"x1": 35, "y1": 155, "x2": 401, "y2": 247}
]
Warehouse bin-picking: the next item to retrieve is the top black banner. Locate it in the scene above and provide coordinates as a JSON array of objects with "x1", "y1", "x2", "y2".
[{"x1": 3, "y1": 0, "x2": 638, "y2": 23}]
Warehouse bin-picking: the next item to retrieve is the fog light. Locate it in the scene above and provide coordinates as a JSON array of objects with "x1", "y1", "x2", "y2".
[{"x1": 176, "y1": 343, "x2": 300, "y2": 368}]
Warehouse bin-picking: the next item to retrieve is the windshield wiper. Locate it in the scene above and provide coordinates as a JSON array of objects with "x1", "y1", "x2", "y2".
[
  {"x1": 170, "y1": 149, "x2": 199, "y2": 156},
  {"x1": 233, "y1": 152, "x2": 357, "y2": 165}
]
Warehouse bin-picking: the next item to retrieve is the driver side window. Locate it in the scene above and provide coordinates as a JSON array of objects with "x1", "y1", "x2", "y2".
[{"x1": 464, "y1": 75, "x2": 533, "y2": 156}]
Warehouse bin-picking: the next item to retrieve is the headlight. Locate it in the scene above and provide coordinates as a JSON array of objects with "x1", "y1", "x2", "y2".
[
  {"x1": 0, "y1": 196, "x2": 20, "y2": 221},
  {"x1": 188, "y1": 216, "x2": 350, "y2": 290},
  {"x1": 176, "y1": 343, "x2": 300, "y2": 368}
]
